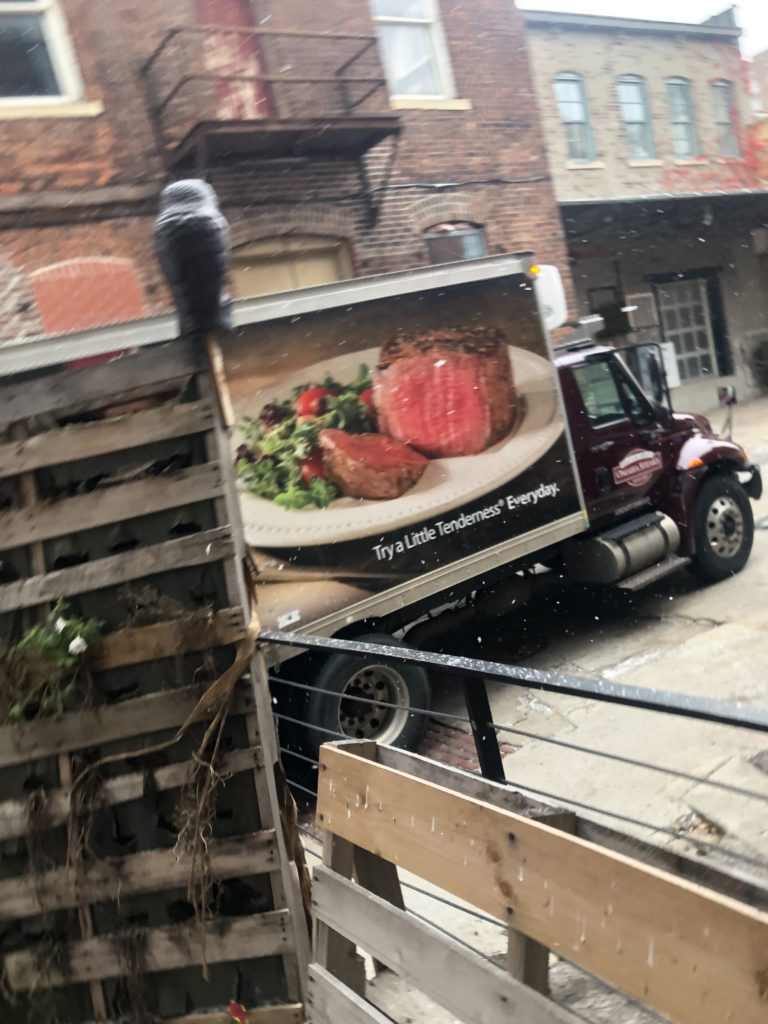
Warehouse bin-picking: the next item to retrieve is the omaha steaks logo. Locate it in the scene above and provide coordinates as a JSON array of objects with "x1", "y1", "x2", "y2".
[{"x1": 612, "y1": 449, "x2": 663, "y2": 488}]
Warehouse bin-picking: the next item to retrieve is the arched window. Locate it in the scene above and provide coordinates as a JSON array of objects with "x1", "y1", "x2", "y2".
[
  {"x1": 712, "y1": 79, "x2": 740, "y2": 157},
  {"x1": 616, "y1": 75, "x2": 655, "y2": 160},
  {"x1": 554, "y1": 72, "x2": 596, "y2": 162},
  {"x1": 423, "y1": 222, "x2": 486, "y2": 264},
  {"x1": 666, "y1": 77, "x2": 699, "y2": 158},
  {"x1": 230, "y1": 235, "x2": 353, "y2": 298},
  {"x1": 31, "y1": 258, "x2": 147, "y2": 335}
]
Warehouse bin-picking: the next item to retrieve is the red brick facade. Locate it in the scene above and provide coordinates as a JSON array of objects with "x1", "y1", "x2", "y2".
[{"x1": 0, "y1": 0, "x2": 572, "y2": 344}]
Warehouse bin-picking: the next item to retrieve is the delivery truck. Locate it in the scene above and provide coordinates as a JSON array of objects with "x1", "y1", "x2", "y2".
[{"x1": 214, "y1": 254, "x2": 761, "y2": 751}]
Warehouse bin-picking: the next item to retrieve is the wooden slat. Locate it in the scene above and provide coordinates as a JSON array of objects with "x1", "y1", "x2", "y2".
[
  {"x1": 0, "y1": 528, "x2": 234, "y2": 613},
  {"x1": 0, "y1": 461, "x2": 223, "y2": 548},
  {"x1": 0, "y1": 831, "x2": 277, "y2": 920},
  {"x1": 317, "y1": 744, "x2": 768, "y2": 1024},
  {"x1": 313, "y1": 866, "x2": 578, "y2": 1024},
  {"x1": 4, "y1": 911, "x2": 294, "y2": 990},
  {"x1": 0, "y1": 746, "x2": 261, "y2": 842},
  {"x1": 307, "y1": 965, "x2": 390, "y2": 1024},
  {"x1": 93, "y1": 607, "x2": 246, "y2": 671},
  {"x1": 164, "y1": 1007, "x2": 303, "y2": 1024},
  {"x1": 0, "y1": 341, "x2": 200, "y2": 428},
  {"x1": 0, "y1": 400, "x2": 214, "y2": 478},
  {"x1": 377, "y1": 745, "x2": 768, "y2": 910},
  {"x1": 0, "y1": 682, "x2": 254, "y2": 768}
]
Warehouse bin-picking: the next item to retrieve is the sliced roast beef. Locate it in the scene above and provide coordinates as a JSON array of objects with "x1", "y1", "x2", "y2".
[
  {"x1": 319, "y1": 429, "x2": 428, "y2": 501},
  {"x1": 374, "y1": 328, "x2": 516, "y2": 458}
]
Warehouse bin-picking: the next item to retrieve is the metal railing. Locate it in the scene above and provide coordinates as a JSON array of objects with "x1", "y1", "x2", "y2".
[
  {"x1": 261, "y1": 628, "x2": 768, "y2": 880},
  {"x1": 140, "y1": 25, "x2": 391, "y2": 156}
]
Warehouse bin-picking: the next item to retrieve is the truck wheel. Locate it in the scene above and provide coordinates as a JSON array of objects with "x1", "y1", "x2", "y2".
[
  {"x1": 691, "y1": 474, "x2": 754, "y2": 582},
  {"x1": 307, "y1": 634, "x2": 431, "y2": 753}
]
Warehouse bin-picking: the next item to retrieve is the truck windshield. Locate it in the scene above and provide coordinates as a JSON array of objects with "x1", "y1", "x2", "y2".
[{"x1": 573, "y1": 358, "x2": 655, "y2": 429}]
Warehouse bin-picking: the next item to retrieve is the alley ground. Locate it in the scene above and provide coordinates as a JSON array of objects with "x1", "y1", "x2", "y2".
[{"x1": 301, "y1": 395, "x2": 768, "y2": 1023}]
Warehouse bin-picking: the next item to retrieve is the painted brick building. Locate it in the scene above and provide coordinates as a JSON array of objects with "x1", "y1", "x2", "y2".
[
  {"x1": 524, "y1": 7, "x2": 768, "y2": 410},
  {"x1": 0, "y1": 0, "x2": 570, "y2": 350}
]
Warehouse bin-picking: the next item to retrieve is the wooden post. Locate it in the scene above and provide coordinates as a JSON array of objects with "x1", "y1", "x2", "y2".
[{"x1": 313, "y1": 833, "x2": 366, "y2": 996}]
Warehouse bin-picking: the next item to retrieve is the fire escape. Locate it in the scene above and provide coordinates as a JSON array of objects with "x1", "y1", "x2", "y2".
[{"x1": 140, "y1": 25, "x2": 401, "y2": 220}]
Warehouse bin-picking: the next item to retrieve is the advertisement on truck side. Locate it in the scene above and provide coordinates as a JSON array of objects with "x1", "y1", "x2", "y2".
[{"x1": 221, "y1": 266, "x2": 585, "y2": 632}]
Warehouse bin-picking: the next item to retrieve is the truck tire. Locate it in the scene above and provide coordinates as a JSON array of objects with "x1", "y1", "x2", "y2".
[
  {"x1": 691, "y1": 474, "x2": 754, "y2": 582},
  {"x1": 307, "y1": 634, "x2": 431, "y2": 754}
]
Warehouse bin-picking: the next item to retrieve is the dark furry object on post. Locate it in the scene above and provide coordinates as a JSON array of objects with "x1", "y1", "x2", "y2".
[{"x1": 154, "y1": 179, "x2": 233, "y2": 337}]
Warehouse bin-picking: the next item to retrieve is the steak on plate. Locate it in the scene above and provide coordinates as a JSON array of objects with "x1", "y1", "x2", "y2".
[
  {"x1": 319, "y1": 429, "x2": 428, "y2": 501},
  {"x1": 374, "y1": 328, "x2": 516, "y2": 458}
]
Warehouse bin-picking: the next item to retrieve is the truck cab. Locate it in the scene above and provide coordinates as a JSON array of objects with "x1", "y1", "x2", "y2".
[{"x1": 557, "y1": 339, "x2": 762, "y2": 585}]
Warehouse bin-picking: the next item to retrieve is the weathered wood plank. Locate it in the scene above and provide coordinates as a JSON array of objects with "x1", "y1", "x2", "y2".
[
  {"x1": 313, "y1": 833, "x2": 366, "y2": 997},
  {"x1": 307, "y1": 965, "x2": 390, "y2": 1024},
  {"x1": 0, "y1": 831, "x2": 277, "y2": 920},
  {"x1": 0, "y1": 747, "x2": 261, "y2": 841},
  {"x1": 317, "y1": 744, "x2": 768, "y2": 1024},
  {"x1": 313, "y1": 866, "x2": 578, "y2": 1024},
  {"x1": 4, "y1": 911, "x2": 294, "y2": 990},
  {"x1": 0, "y1": 341, "x2": 200, "y2": 428},
  {"x1": 164, "y1": 1007, "x2": 303, "y2": 1024},
  {"x1": 93, "y1": 607, "x2": 245, "y2": 671},
  {"x1": 0, "y1": 682, "x2": 254, "y2": 768},
  {"x1": 378, "y1": 744, "x2": 768, "y2": 911},
  {"x1": 0, "y1": 400, "x2": 214, "y2": 478},
  {"x1": 0, "y1": 462, "x2": 223, "y2": 548},
  {"x1": 0, "y1": 528, "x2": 233, "y2": 613}
]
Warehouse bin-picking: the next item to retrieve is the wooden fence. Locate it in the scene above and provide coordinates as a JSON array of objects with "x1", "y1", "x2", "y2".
[{"x1": 310, "y1": 740, "x2": 768, "y2": 1024}]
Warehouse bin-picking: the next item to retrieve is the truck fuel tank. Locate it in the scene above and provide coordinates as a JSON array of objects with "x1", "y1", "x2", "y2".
[{"x1": 562, "y1": 512, "x2": 680, "y2": 585}]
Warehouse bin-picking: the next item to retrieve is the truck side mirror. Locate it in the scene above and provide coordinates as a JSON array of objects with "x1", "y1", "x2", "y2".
[{"x1": 533, "y1": 265, "x2": 568, "y2": 332}]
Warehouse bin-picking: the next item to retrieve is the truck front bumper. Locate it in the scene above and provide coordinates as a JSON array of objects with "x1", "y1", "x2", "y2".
[{"x1": 740, "y1": 464, "x2": 763, "y2": 501}]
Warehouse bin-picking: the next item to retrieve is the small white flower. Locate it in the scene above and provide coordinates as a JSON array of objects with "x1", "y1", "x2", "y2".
[
  {"x1": 68, "y1": 636, "x2": 88, "y2": 656},
  {"x1": 55, "y1": 617, "x2": 68, "y2": 634}
]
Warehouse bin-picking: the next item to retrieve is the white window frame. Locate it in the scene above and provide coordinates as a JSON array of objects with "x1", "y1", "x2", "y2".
[
  {"x1": 0, "y1": 0, "x2": 83, "y2": 105},
  {"x1": 712, "y1": 79, "x2": 741, "y2": 157},
  {"x1": 554, "y1": 71, "x2": 597, "y2": 163},
  {"x1": 371, "y1": 0, "x2": 456, "y2": 101},
  {"x1": 656, "y1": 278, "x2": 718, "y2": 382},
  {"x1": 616, "y1": 74, "x2": 655, "y2": 160},
  {"x1": 666, "y1": 76, "x2": 700, "y2": 159}
]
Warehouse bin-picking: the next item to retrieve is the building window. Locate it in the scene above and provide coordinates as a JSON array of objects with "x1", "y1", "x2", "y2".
[
  {"x1": 666, "y1": 77, "x2": 699, "y2": 158},
  {"x1": 0, "y1": 0, "x2": 82, "y2": 100},
  {"x1": 424, "y1": 222, "x2": 486, "y2": 264},
  {"x1": 656, "y1": 279, "x2": 717, "y2": 381},
  {"x1": 231, "y1": 235, "x2": 353, "y2": 298},
  {"x1": 617, "y1": 75, "x2": 655, "y2": 160},
  {"x1": 31, "y1": 259, "x2": 148, "y2": 335},
  {"x1": 371, "y1": 0, "x2": 454, "y2": 99},
  {"x1": 712, "y1": 80, "x2": 740, "y2": 157},
  {"x1": 554, "y1": 72, "x2": 596, "y2": 162}
]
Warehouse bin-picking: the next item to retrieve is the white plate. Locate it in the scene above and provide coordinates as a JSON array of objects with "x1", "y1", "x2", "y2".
[{"x1": 235, "y1": 345, "x2": 563, "y2": 548}]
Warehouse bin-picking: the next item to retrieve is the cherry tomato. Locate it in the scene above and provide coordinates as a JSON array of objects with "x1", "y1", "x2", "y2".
[
  {"x1": 295, "y1": 386, "x2": 335, "y2": 418},
  {"x1": 300, "y1": 452, "x2": 327, "y2": 484},
  {"x1": 359, "y1": 388, "x2": 376, "y2": 418}
]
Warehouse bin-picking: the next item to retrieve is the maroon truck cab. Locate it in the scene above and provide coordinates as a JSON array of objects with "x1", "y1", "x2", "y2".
[{"x1": 556, "y1": 341, "x2": 762, "y2": 586}]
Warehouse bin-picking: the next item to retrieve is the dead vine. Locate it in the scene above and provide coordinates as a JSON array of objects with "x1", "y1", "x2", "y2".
[{"x1": 113, "y1": 924, "x2": 153, "y2": 1024}]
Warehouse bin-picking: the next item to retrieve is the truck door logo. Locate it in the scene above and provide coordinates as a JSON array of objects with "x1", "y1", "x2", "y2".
[{"x1": 612, "y1": 449, "x2": 663, "y2": 488}]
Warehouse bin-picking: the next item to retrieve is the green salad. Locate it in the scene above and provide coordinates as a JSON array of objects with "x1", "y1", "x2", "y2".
[{"x1": 235, "y1": 364, "x2": 374, "y2": 510}]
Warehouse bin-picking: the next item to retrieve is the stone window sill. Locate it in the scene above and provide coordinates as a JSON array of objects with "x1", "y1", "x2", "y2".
[
  {"x1": 566, "y1": 161, "x2": 605, "y2": 170},
  {"x1": 628, "y1": 159, "x2": 663, "y2": 167},
  {"x1": 390, "y1": 97, "x2": 472, "y2": 111},
  {"x1": 673, "y1": 158, "x2": 708, "y2": 165},
  {"x1": 0, "y1": 100, "x2": 104, "y2": 121}
]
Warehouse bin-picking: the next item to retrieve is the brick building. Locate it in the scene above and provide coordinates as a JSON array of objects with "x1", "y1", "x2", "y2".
[
  {"x1": 524, "y1": 7, "x2": 768, "y2": 411},
  {"x1": 0, "y1": 0, "x2": 570, "y2": 351}
]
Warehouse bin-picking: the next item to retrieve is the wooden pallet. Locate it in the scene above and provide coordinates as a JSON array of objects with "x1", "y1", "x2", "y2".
[
  {"x1": 312, "y1": 741, "x2": 768, "y2": 1024},
  {"x1": 0, "y1": 340, "x2": 308, "y2": 1022}
]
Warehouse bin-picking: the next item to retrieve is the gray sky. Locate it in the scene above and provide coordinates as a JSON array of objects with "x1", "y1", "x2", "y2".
[{"x1": 518, "y1": 1, "x2": 768, "y2": 56}]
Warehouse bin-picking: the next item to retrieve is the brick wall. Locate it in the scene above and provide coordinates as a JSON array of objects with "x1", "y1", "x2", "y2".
[
  {"x1": 0, "y1": 0, "x2": 573, "y2": 344},
  {"x1": 525, "y1": 20, "x2": 760, "y2": 202}
]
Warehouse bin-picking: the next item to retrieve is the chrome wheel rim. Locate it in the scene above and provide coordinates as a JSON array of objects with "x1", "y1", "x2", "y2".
[
  {"x1": 338, "y1": 663, "x2": 410, "y2": 744},
  {"x1": 705, "y1": 495, "x2": 744, "y2": 560}
]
